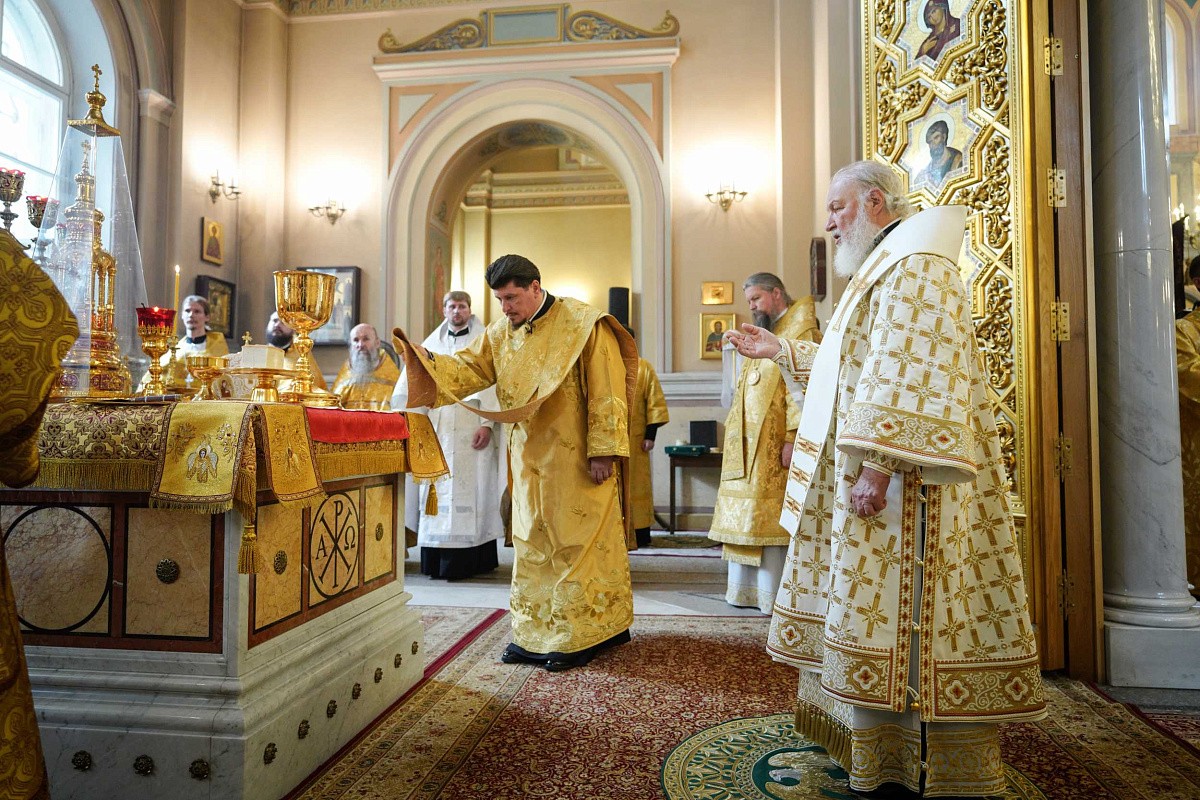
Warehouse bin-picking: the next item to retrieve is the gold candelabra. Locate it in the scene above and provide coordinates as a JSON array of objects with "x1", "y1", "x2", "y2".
[{"x1": 274, "y1": 269, "x2": 340, "y2": 406}]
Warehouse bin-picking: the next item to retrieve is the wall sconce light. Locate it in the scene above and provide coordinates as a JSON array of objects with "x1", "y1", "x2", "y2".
[
  {"x1": 705, "y1": 183, "x2": 747, "y2": 211},
  {"x1": 308, "y1": 199, "x2": 345, "y2": 225},
  {"x1": 208, "y1": 171, "x2": 240, "y2": 203}
]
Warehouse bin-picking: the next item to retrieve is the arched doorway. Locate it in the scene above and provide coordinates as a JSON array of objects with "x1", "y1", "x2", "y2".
[{"x1": 381, "y1": 78, "x2": 672, "y2": 368}]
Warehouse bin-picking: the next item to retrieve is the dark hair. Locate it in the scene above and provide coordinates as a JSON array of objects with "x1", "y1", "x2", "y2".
[
  {"x1": 1190, "y1": 255, "x2": 1200, "y2": 281},
  {"x1": 485, "y1": 254, "x2": 541, "y2": 289},
  {"x1": 926, "y1": 120, "x2": 950, "y2": 140}
]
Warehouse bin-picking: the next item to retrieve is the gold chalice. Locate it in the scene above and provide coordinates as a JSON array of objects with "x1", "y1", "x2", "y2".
[
  {"x1": 135, "y1": 306, "x2": 176, "y2": 396},
  {"x1": 273, "y1": 269, "x2": 340, "y2": 407},
  {"x1": 186, "y1": 355, "x2": 226, "y2": 400}
]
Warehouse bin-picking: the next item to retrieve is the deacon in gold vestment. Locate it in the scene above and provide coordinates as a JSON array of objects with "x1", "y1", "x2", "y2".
[
  {"x1": 709, "y1": 275, "x2": 820, "y2": 612},
  {"x1": 630, "y1": 353, "x2": 669, "y2": 548},
  {"x1": 331, "y1": 323, "x2": 400, "y2": 410},
  {"x1": 1176, "y1": 297, "x2": 1200, "y2": 596},
  {"x1": 396, "y1": 254, "x2": 636, "y2": 671},
  {"x1": 730, "y1": 163, "x2": 1045, "y2": 797},
  {"x1": 138, "y1": 294, "x2": 229, "y2": 391},
  {"x1": 0, "y1": 229, "x2": 79, "y2": 799}
]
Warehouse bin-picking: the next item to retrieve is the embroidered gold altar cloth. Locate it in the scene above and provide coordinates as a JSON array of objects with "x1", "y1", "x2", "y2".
[{"x1": 31, "y1": 402, "x2": 447, "y2": 515}]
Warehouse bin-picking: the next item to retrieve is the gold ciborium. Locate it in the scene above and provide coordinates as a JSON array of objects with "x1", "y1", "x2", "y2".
[
  {"x1": 273, "y1": 269, "x2": 340, "y2": 407},
  {"x1": 135, "y1": 306, "x2": 176, "y2": 396},
  {"x1": 186, "y1": 355, "x2": 226, "y2": 400}
]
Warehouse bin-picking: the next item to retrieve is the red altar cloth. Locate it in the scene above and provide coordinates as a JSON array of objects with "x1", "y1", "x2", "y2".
[{"x1": 304, "y1": 407, "x2": 409, "y2": 444}]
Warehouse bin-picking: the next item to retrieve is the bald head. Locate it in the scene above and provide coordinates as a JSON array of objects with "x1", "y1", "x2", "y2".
[{"x1": 349, "y1": 323, "x2": 382, "y2": 375}]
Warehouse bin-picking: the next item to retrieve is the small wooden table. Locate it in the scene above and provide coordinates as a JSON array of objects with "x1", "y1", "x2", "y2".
[{"x1": 668, "y1": 451, "x2": 724, "y2": 533}]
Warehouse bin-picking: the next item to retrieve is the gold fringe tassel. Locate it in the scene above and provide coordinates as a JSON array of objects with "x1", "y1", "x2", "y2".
[
  {"x1": 238, "y1": 522, "x2": 262, "y2": 574},
  {"x1": 233, "y1": 471, "x2": 257, "y2": 519},
  {"x1": 34, "y1": 461, "x2": 157, "y2": 492},
  {"x1": 314, "y1": 451, "x2": 408, "y2": 482},
  {"x1": 148, "y1": 497, "x2": 235, "y2": 514},
  {"x1": 795, "y1": 699, "x2": 852, "y2": 768},
  {"x1": 424, "y1": 483, "x2": 439, "y2": 516}
]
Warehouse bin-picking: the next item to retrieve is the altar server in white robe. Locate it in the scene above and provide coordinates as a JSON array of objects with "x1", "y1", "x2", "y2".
[{"x1": 393, "y1": 291, "x2": 505, "y2": 579}]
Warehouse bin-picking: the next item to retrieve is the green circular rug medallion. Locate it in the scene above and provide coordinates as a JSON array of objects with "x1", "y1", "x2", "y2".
[{"x1": 661, "y1": 714, "x2": 1046, "y2": 800}]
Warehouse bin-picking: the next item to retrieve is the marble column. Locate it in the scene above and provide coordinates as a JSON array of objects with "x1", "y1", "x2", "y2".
[{"x1": 1090, "y1": 0, "x2": 1200, "y2": 688}]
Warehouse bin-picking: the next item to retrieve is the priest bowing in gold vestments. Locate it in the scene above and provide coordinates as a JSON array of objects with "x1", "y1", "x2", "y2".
[
  {"x1": 1177, "y1": 294, "x2": 1200, "y2": 597},
  {"x1": 629, "y1": 350, "x2": 669, "y2": 548},
  {"x1": 396, "y1": 254, "x2": 636, "y2": 671},
  {"x1": 729, "y1": 163, "x2": 1045, "y2": 798},
  {"x1": 709, "y1": 275, "x2": 820, "y2": 612},
  {"x1": 331, "y1": 323, "x2": 400, "y2": 410},
  {"x1": 0, "y1": 229, "x2": 79, "y2": 799}
]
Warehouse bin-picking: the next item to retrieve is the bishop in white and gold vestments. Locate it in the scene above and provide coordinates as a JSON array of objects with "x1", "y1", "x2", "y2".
[{"x1": 731, "y1": 165, "x2": 1044, "y2": 797}]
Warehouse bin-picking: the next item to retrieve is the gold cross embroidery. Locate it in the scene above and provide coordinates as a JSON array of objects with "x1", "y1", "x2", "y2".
[
  {"x1": 870, "y1": 535, "x2": 900, "y2": 581},
  {"x1": 974, "y1": 591, "x2": 1015, "y2": 639},
  {"x1": 855, "y1": 593, "x2": 890, "y2": 638}
]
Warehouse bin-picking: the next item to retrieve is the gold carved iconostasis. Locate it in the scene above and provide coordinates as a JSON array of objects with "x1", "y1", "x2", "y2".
[{"x1": 863, "y1": 1, "x2": 1036, "y2": 581}]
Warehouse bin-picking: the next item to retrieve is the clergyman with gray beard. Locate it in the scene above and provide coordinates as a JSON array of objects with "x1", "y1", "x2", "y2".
[
  {"x1": 330, "y1": 323, "x2": 400, "y2": 410},
  {"x1": 707, "y1": 271, "x2": 820, "y2": 613}
]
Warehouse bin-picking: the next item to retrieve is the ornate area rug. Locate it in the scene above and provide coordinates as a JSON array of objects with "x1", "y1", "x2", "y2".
[
  {"x1": 293, "y1": 613, "x2": 795, "y2": 799},
  {"x1": 294, "y1": 610, "x2": 1200, "y2": 800}
]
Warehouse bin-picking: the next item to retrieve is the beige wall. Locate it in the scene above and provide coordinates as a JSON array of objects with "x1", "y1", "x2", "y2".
[
  {"x1": 481, "y1": 206, "x2": 632, "y2": 321},
  {"x1": 170, "y1": 0, "x2": 242, "y2": 325}
]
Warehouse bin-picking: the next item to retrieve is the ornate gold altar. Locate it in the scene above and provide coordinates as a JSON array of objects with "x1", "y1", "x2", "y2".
[
  {"x1": 1, "y1": 401, "x2": 446, "y2": 799},
  {"x1": 862, "y1": 0, "x2": 1036, "y2": 572}
]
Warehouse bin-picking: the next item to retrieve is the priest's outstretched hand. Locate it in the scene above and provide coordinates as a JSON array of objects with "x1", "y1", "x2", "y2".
[{"x1": 726, "y1": 323, "x2": 782, "y2": 360}]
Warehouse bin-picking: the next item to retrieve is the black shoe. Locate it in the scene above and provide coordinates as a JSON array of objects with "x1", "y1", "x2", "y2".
[
  {"x1": 500, "y1": 643, "x2": 546, "y2": 665},
  {"x1": 543, "y1": 629, "x2": 631, "y2": 672}
]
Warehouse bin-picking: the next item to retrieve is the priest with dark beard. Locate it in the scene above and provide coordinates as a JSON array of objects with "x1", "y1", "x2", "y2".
[{"x1": 331, "y1": 323, "x2": 400, "y2": 410}]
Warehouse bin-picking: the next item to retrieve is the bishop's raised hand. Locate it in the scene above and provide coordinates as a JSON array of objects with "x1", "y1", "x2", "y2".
[{"x1": 725, "y1": 323, "x2": 782, "y2": 360}]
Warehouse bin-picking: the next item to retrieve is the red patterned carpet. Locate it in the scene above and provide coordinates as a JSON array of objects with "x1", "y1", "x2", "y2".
[{"x1": 292, "y1": 610, "x2": 1200, "y2": 800}]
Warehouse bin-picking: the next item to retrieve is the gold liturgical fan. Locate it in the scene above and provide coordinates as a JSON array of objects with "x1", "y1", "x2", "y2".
[{"x1": 41, "y1": 66, "x2": 149, "y2": 399}]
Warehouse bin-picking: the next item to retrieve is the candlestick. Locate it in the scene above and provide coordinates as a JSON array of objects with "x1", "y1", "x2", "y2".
[{"x1": 173, "y1": 264, "x2": 181, "y2": 333}]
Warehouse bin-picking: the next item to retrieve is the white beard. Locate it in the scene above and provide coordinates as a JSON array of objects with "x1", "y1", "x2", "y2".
[
  {"x1": 833, "y1": 207, "x2": 883, "y2": 278},
  {"x1": 349, "y1": 349, "x2": 382, "y2": 381}
]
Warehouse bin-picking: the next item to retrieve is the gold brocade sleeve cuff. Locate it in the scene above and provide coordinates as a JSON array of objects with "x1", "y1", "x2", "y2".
[{"x1": 862, "y1": 455, "x2": 900, "y2": 477}]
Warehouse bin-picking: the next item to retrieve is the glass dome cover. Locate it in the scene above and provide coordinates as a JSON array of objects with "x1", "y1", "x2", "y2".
[{"x1": 37, "y1": 66, "x2": 148, "y2": 398}]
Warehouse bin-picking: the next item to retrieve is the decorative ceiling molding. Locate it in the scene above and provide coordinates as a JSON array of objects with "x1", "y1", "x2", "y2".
[
  {"x1": 379, "y1": 5, "x2": 679, "y2": 53},
  {"x1": 462, "y1": 168, "x2": 628, "y2": 209},
  {"x1": 243, "y1": 0, "x2": 492, "y2": 18}
]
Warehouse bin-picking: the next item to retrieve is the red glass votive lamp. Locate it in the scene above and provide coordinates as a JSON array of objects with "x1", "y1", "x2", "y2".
[
  {"x1": 0, "y1": 168, "x2": 25, "y2": 204},
  {"x1": 136, "y1": 305, "x2": 176, "y2": 329},
  {"x1": 136, "y1": 306, "x2": 177, "y2": 396}
]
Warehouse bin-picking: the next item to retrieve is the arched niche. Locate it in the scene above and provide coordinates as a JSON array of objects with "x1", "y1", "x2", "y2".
[{"x1": 381, "y1": 77, "x2": 672, "y2": 370}]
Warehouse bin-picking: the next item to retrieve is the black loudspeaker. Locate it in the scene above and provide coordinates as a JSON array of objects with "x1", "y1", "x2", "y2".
[
  {"x1": 690, "y1": 420, "x2": 719, "y2": 450},
  {"x1": 608, "y1": 287, "x2": 630, "y2": 328}
]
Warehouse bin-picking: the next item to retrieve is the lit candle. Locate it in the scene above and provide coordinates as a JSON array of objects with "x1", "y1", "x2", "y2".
[{"x1": 173, "y1": 264, "x2": 181, "y2": 333}]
